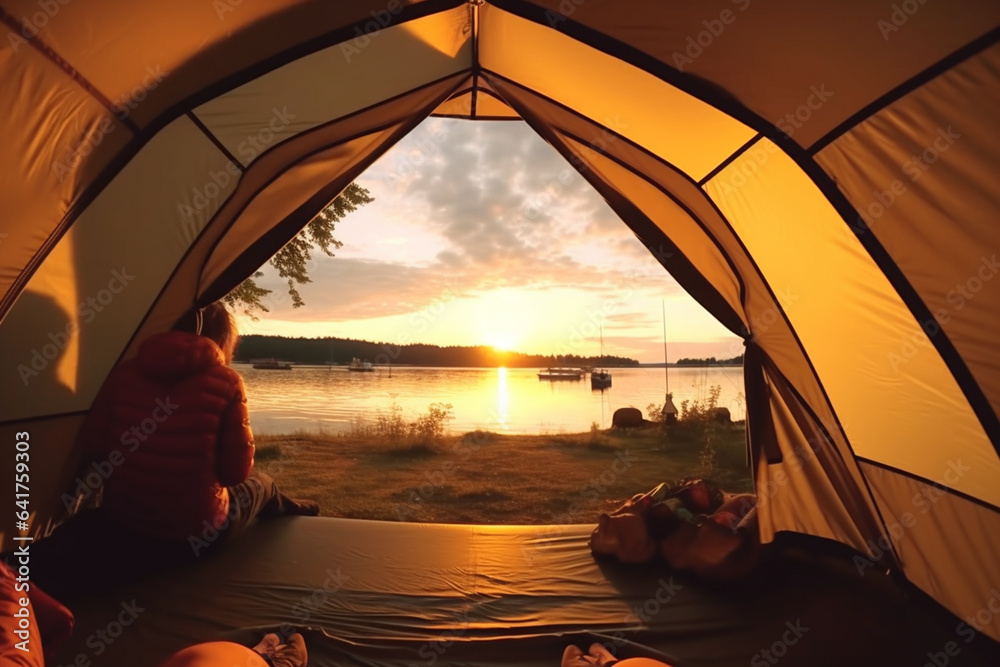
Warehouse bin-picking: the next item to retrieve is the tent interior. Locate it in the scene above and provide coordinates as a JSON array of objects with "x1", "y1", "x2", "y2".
[{"x1": 2, "y1": 0, "x2": 1000, "y2": 665}]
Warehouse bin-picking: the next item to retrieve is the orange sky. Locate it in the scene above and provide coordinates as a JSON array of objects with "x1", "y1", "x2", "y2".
[{"x1": 236, "y1": 119, "x2": 741, "y2": 363}]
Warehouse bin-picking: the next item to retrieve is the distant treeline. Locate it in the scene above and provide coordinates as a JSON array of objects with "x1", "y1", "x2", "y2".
[
  {"x1": 675, "y1": 354, "x2": 744, "y2": 366},
  {"x1": 235, "y1": 335, "x2": 640, "y2": 368}
]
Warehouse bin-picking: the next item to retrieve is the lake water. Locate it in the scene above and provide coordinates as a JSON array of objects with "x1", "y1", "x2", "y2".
[{"x1": 236, "y1": 364, "x2": 746, "y2": 435}]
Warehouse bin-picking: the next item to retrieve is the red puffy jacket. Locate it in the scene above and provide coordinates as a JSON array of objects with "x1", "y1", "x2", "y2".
[{"x1": 83, "y1": 331, "x2": 254, "y2": 540}]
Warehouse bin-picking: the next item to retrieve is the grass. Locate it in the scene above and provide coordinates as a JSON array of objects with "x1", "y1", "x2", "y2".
[{"x1": 253, "y1": 419, "x2": 751, "y2": 526}]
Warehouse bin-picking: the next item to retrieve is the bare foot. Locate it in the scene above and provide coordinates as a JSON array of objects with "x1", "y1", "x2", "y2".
[
  {"x1": 272, "y1": 632, "x2": 308, "y2": 667},
  {"x1": 285, "y1": 498, "x2": 320, "y2": 516},
  {"x1": 252, "y1": 633, "x2": 281, "y2": 657},
  {"x1": 562, "y1": 645, "x2": 598, "y2": 667},
  {"x1": 588, "y1": 643, "x2": 619, "y2": 666}
]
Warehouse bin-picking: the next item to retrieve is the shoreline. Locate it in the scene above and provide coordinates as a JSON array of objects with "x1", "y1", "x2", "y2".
[
  {"x1": 254, "y1": 424, "x2": 751, "y2": 525},
  {"x1": 237, "y1": 362, "x2": 741, "y2": 369}
]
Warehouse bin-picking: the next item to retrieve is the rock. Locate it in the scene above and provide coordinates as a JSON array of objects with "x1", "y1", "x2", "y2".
[{"x1": 612, "y1": 407, "x2": 646, "y2": 428}]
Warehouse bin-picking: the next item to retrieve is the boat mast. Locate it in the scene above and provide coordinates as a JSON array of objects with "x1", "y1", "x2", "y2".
[
  {"x1": 662, "y1": 299, "x2": 678, "y2": 421},
  {"x1": 600, "y1": 325, "x2": 604, "y2": 364},
  {"x1": 662, "y1": 300, "x2": 669, "y2": 399}
]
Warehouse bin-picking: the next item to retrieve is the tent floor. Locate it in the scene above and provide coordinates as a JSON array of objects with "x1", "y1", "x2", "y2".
[{"x1": 51, "y1": 517, "x2": 1000, "y2": 667}]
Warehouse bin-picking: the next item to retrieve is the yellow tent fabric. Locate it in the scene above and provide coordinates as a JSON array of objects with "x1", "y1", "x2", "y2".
[{"x1": 1, "y1": 0, "x2": 998, "y2": 643}]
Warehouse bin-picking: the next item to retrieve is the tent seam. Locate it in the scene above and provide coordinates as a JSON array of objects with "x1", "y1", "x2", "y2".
[
  {"x1": 485, "y1": 1, "x2": 1000, "y2": 450},
  {"x1": 698, "y1": 134, "x2": 764, "y2": 187},
  {"x1": 761, "y1": 354, "x2": 904, "y2": 569},
  {"x1": 0, "y1": 0, "x2": 467, "y2": 323},
  {"x1": 186, "y1": 112, "x2": 245, "y2": 172},
  {"x1": 194, "y1": 71, "x2": 472, "y2": 296},
  {"x1": 0, "y1": 7, "x2": 139, "y2": 134},
  {"x1": 485, "y1": 0, "x2": 777, "y2": 139},
  {"x1": 857, "y1": 457, "x2": 1000, "y2": 515},
  {"x1": 91, "y1": 74, "x2": 470, "y2": 405},
  {"x1": 201, "y1": 88, "x2": 461, "y2": 303},
  {"x1": 808, "y1": 27, "x2": 1000, "y2": 155},
  {"x1": 512, "y1": 93, "x2": 896, "y2": 557},
  {"x1": 791, "y1": 152, "x2": 1000, "y2": 461},
  {"x1": 481, "y1": 70, "x2": 749, "y2": 304}
]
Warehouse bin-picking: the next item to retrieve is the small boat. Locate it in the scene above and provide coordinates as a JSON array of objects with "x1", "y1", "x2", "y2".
[
  {"x1": 591, "y1": 327, "x2": 612, "y2": 390},
  {"x1": 591, "y1": 370, "x2": 612, "y2": 390},
  {"x1": 348, "y1": 358, "x2": 375, "y2": 372},
  {"x1": 538, "y1": 367, "x2": 584, "y2": 381},
  {"x1": 252, "y1": 358, "x2": 292, "y2": 370}
]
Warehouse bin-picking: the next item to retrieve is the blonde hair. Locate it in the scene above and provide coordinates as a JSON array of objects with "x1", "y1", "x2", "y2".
[{"x1": 177, "y1": 302, "x2": 239, "y2": 363}]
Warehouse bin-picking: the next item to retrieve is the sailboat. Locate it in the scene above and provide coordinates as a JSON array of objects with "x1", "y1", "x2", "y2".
[
  {"x1": 661, "y1": 301, "x2": 679, "y2": 423},
  {"x1": 590, "y1": 327, "x2": 612, "y2": 390}
]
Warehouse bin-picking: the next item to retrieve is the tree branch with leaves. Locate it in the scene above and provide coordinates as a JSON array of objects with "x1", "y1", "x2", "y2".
[{"x1": 224, "y1": 183, "x2": 374, "y2": 316}]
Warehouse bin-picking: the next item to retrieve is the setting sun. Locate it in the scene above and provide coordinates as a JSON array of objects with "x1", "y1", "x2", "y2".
[{"x1": 486, "y1": 335, "x2": 517, "y2": 352}]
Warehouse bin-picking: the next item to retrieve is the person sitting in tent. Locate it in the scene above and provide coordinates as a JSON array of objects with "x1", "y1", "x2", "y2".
[
  {"x1": 28, "y1": 302, "x2": 319, "y2": 598},
  {"x1": 81, "y1": 301, "x2": 319, "y2": 541},
  {"x1": 588, "y1": 479, "x2": 761, "y2": 579}
]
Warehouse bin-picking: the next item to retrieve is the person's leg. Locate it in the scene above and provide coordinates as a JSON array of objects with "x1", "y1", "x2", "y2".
[{"x1": 225, "y1": 472, "x2": 319, "y2": 537}]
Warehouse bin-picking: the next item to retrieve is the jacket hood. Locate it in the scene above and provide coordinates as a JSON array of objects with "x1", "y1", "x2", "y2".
[{"x1": 136, "y1": 331, "x2": 226, "y2": 380}]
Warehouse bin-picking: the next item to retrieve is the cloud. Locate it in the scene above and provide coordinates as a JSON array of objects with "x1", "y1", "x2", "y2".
[
  {"x1": 362, "y1": 119, "x2": 631, "y2": 273},
  {"x1": 244, "y1": 118, "x2": 698, "y2": 341}
]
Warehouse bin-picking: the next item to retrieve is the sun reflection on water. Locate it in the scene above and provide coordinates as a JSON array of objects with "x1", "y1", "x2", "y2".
[{"x1": 496, "y1": 367, "x2": 509, "y2": 430}]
